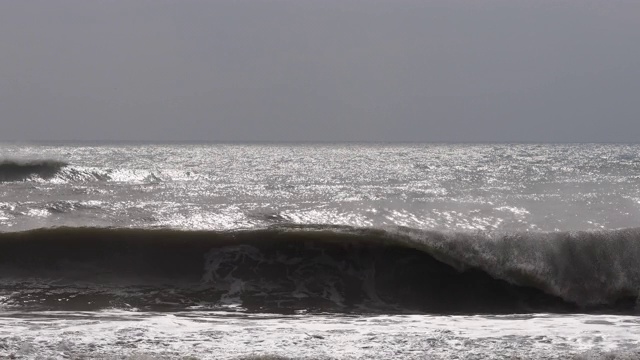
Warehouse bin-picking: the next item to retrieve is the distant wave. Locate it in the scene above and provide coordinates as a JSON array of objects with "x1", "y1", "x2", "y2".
[
  {"x1": 0, "y1": 225, "x2": 638, "y2": 314},
  {"x1": 0, "y1": 159, "x2": 68, "y2": 182},
  {"x1": 0, "y1": 160, "x2": 166, "y2": 184}
]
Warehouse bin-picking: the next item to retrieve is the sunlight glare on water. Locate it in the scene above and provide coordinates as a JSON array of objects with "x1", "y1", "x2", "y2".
[{"x1": 2, "y1": 143, "x2": 640, "y2": 232}]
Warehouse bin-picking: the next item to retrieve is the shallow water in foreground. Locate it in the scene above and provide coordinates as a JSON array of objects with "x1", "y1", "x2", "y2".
[{"x1": 1, "y1": 311, "x2": 639, "y2": 359}]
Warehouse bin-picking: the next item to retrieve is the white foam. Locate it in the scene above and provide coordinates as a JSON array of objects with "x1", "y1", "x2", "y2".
[{"x1": 0, "y1": 311, "x2": 637, "y2": 359}]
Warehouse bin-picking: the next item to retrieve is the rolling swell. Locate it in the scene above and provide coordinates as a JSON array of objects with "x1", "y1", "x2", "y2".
[
  {"x1": 0, "y1": 159, "x2": 153, "y2": 183},
  {"x1": 0, "y1": 226, "x2": 638, "y2": 314},
  {"x1": 0, "y1": 159, "x2": 68, "y2": 182}
]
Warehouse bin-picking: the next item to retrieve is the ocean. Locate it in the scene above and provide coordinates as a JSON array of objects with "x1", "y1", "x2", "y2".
[{"x1": 0, "y1": 142, "x2": 639, "y2": 359}]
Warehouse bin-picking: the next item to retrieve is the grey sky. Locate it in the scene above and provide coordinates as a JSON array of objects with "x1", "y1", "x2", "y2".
[{"x1": 1, "y1": 0, "x2": 639, "y2": 142}]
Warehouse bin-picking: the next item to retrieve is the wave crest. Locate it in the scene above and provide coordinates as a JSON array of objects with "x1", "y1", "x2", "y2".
[
  {"x1": 394, "y1": 227, "x2": 640, "y2": 307},
  {"x1": 0, "y1": 225, "x2": 638, "y2": 313},
  {"x1": 0, "y1": 159, "x2": 68, "y2": 182}
]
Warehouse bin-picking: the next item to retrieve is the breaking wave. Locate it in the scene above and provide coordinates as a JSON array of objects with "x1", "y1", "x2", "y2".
[
  {"x1": 0, "y1": 159, "x2": 164, "y2": 183},
  {"x1": 0, "y1": 159, "x2": 68, "y2": 182},
  {"x1": 0, "y1": 225, "x2": 638, "y2": 314}
]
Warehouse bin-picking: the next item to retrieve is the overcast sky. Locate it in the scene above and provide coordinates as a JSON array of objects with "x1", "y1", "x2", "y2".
[{"x1": 1, "y1": 0, "x2": 639, "y2": 142}]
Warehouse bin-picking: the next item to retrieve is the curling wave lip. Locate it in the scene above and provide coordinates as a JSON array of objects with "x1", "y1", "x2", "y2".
[{"x1": 0, "y1": 225, "x2": 638, "y2": 314}]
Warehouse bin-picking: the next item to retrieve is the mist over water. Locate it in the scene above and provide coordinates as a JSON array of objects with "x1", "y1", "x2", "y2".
[{"x1": 1, "y1": 143, "x2": 640, "y2": 359}]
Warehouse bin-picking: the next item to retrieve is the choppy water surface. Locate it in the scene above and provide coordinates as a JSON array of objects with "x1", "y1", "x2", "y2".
[
  {"x1": 2, "y1": 143, "x2": 640, "y2": 232},
  {"x1": 1, "y1": 143, "x2": 640, "y2": 359}
]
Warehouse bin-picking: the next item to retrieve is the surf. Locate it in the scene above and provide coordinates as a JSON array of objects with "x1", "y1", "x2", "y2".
[
  {"x1": 0, "y1": 225, "x2": 638, "y2": 314},
  {"x1": 0, "y1": 159, "x2": 68, "y2": 182}
]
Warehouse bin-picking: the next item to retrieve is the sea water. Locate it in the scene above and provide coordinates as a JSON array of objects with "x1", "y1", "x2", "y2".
[{"x1": 1, "y1": 143, "x2": 639, "y2": 359}]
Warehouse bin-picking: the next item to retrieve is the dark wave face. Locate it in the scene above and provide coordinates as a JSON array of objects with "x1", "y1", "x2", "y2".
[
  {"x1": 0, "y1": 159, "x2": 68, "y2": 182},
  {"x1": 0, "y1": 226, "x2": 640, "y2": 314},
  {"x1": 1, "y1": 226, "x2": 639, "y2": 314}
]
